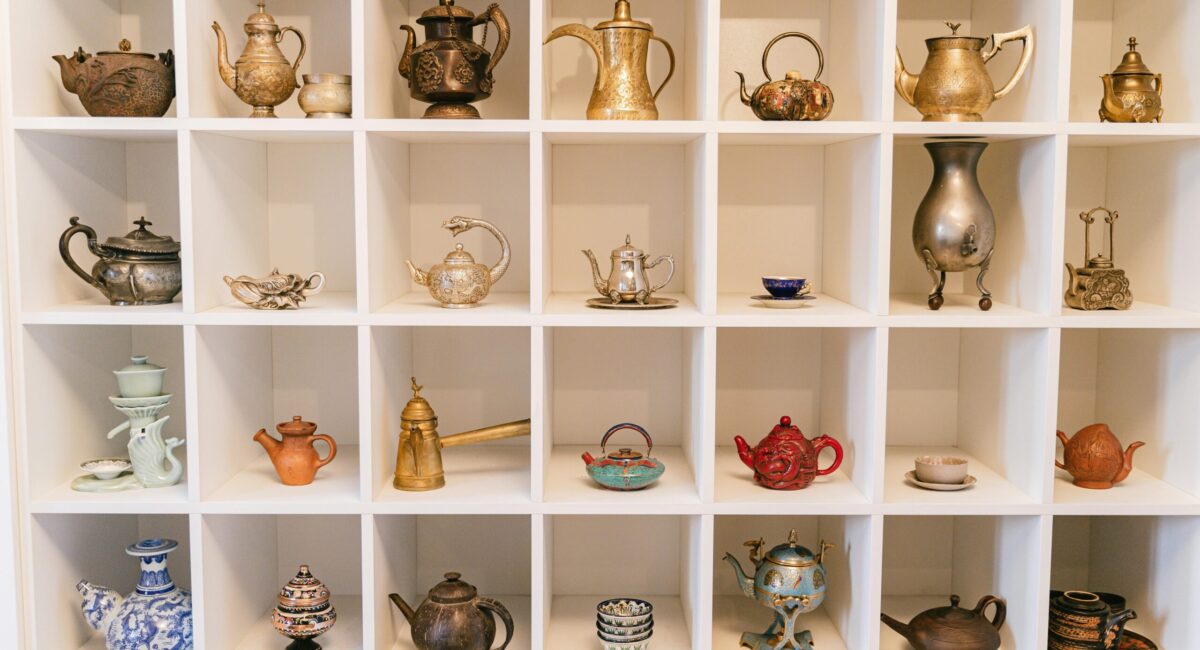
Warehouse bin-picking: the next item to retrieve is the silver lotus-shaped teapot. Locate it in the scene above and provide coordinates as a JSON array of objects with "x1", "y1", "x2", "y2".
[
  {"x1": 583, "y1": 235, "x2": 675, "y2": 304},
  {"x1": 407, "y1": 217, "x2": 510, "y2": 308}
]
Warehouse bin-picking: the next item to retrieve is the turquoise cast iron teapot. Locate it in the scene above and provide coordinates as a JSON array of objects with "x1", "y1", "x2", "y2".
[{"x1": 581, "y1": 423, "x2": 665, "y2": 491}]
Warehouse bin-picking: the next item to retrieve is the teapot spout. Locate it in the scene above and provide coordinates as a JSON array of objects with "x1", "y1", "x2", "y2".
[
  {"x1": 398, "y1": 25, "x2": 416, "y2": 80},
  {"x1": 212, "y1": 22, "x2": 236, "y2": 90},
  {"x1": 735, "y1": 72, "x2": 753, "y2": 106},
  {"x1": 52, "y1": 48, "x2": 87, "y2": 94},
  {"x1": 733, "y1": 435, "x2": 755, "y2": 469},
  {"x1": 545, "y1": 23, "x2": 603, "y2": 66},
  {"x1": 722, "y1": 554, "x2": 755, "y2": 599},
  {"x1": 77, "y1": 580, "x2": 122, "y2": 631},
  {"x1": 880, "y1": 612, "x2": 916, "y2": 645},
  {"x1": 1112, "y1": 440, "x2": 1145, "y2": 485},
  {"x1": 253, "y1": 428, "x2": 283, "y2": 459},
  {"x1": 894, "y1": 48, "x2": 918, "y2": 107},
  {"x1": 582, "y1": 249, "x2": 608, "y2": 295},
  {"x1": 388, "y1": 593, "x2": 417, "y2": 624},
  {"x1": 406, "y1": 260, "x2": 430, "y2": 287}
]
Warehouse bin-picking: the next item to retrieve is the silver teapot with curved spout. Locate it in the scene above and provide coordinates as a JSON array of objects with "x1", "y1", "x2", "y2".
[
  {"x1": 407, "y1": 217, "x2": 510, "y2": 308},
  {"x1": 583, "y1": 235, "x2": 675, "y2": 304}
]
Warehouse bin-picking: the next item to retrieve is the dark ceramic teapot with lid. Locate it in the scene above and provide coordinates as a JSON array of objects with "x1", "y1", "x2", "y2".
[
  {"x1": 389, "y1": 572, "x2": 513, "y2": 650},
  {"x1": 59, "y1": 217, "x2": 182, "y2": 305},
  {"x1": 881, "y1": 594, "x2": 1006, "y2": 650}
]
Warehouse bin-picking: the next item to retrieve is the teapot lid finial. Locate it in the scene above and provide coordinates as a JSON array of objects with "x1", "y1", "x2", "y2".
[
  {"x1": 411, "y1": 377, "x2": 423, "y2": 398},
  {"x1": 1127, "y1": 36, "x2": 1138, "y2": 51},
  {"x1": 1113, "y1": 36, "x2": 1153, "y2": 75},
  {"x1": 402, "y1": 376, "x2": 437, "y2": 423},
  {"x1": 946, "y1": 22, "x2": 962, "y2": 35},
  {"x1": 787, "y1": 528, "x2": 798, "y2": 546},
  {"x1": 119, "y1": 39, "x2": 132, "y2": 52},
  {"x1": 597, "y1": 0, "x2": 652, "y2": 31}
]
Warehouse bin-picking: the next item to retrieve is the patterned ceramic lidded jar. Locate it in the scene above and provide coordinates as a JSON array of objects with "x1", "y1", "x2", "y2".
[
  {"x1": 272, "y1": 565, "x2": 337, "y2": 650},
  {"x1": 77, "y1": 538, "x2": 193, "y2": 650}
]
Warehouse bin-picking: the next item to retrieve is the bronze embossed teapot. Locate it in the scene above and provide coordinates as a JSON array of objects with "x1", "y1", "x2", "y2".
[
  {"x1": 881, "y1": 594, "x2": 1006, "y2": 650},
  {"x1": 399, "y1": 0, "x2": 511, "y2": 119},
  {"x1": 389, "y1": 573, "x2": 513, "y2": 650},
  {"x1": 213, "y1": 2, "x2": 307, "y2": 117},
  {"x1": 736, "y1": 32, "x2": 833, "y2": 121},
  {"x1": 59, "y1": 217, "x2": 182, "y2": 305},
  {"x1": 1100, "y1": 38, "x2": 1162, "y2": 123},
  {"x1": 53, "y1": 39, "x2": 175, "y2": 117}
]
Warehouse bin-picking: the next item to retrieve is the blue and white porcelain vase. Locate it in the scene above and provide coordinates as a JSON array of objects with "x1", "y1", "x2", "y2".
[{"x1": 77, "y1": 538, "x2": 193, "y2": 650}]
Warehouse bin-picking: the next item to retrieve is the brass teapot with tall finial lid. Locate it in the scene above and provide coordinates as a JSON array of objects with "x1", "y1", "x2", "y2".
[
  {"x1": 213, "y1": 1, "x2": 307, "y2": 117},
  {"x1": 1100, "y1": 37, "x2": 1163, "y2": 122},
  {"x1": 545, "y1": 0, "x2": 676, "y2": 120}
]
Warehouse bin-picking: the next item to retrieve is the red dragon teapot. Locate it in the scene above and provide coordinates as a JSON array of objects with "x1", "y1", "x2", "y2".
[{"x1": 734, "y1": 416, "x2": 844, "y2": 490}]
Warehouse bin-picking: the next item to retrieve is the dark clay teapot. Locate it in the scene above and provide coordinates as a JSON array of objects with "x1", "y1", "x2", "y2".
[
  {"x1": 53, "y1": 39, "x2": 175, "y2": 117},
  {"x1": 389, "y1": 572, "x2": 513, "y2": 650},
  {"x1": 881, "y1": 594, "x2": 1006, "y2": 650},
  {"x1": 733, "y1": 416, "x2": 843, "y2": 490}
]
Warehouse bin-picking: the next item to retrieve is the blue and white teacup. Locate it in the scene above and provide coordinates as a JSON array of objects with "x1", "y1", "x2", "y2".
[{"x1": 762, "y1": 276, "x2": 809, "y2": 299}]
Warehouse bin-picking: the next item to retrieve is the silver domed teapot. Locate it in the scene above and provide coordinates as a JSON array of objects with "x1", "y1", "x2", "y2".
[
  {"x1": 59, "y1": 217, "x2": 182, "y2": 305},
  {"x1": 583, "y1": 235, "x2": 675, "y2": 304},
  {"x1": 406, "y1": 217, "x2": 510, "y2": 308}
]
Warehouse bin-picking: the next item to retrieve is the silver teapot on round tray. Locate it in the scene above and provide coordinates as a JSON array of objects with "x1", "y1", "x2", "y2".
[{"x1": 583, "y1": 235, "x2": 676, "y2": 309}]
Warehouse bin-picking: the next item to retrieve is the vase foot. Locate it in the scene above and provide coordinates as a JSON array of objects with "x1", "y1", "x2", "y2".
[
  {"x1": 286, "y1": 638, "x2": 322, "y2": 650},
  {"x1": 423, "y1": 103, "x2": 481, "y2": 119}
]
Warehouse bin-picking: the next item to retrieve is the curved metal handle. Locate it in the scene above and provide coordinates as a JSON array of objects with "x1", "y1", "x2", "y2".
[
  {"x1": 973, "y1": 594, "x2": 1007, "y2": 629},
  {"x1": 811, "y1": 435, "x2": 844, "y2": 476},
  {"x1": 302, "y1": 272, "x2": 326, "y2": 296},
  {"x1": 311, "y1": 433, "x2": 337, "y2": 469},
  {"x1": 59, "y1": 217, "x2": 106, "y2": 291},
  {"x1": 600, "y1": 423, "x2": 653, "y2": 455},
  {"x1": 762, "y1": 32, "x2": 824, "y2": 82},
  {"x1": 983, "y1": 25, "x2": 1033, "y2": 100},
  {"x1": 1054, "y1": 430, "x2": 1069, "y2": 470},
  {"x1": 473, "y1": 4, "x2": 511, "y2": 79},
  {"x1": 646, "y1": 254, "x2": 675, "y2": 294},
  {"x1": 477, "y1": 596, "x2": 514, "y2": 650},
  {"x1": 1154, "y1": 73, "x2": 1164, "y2": 98},
  {"x1": 279, "y1": 26, "x2": 308, "y2": 84},
  {"x1": 650, "y1": 35, "x2": 675, "y2": 100}
]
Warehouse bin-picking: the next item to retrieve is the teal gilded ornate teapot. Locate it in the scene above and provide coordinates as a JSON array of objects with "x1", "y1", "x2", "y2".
[{"x1": 725, "y1": 529, "x2": 833, "y2": 650}]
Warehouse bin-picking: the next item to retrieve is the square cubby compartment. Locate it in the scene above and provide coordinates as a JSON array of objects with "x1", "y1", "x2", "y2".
[
  {"x1": 21, "y1": 325, "x2": 188, "y2": 505},
  {"x1": 717, "y1": 135, "x2": 882, "y2": 317},
  {"x1": 713, "y1": 515, "x2": 875, "y2": 650},
  {"x1": 1056, "y1": 329, "x2": 1200, "y2": 508},
  {"x1": 191, "y1": 131, "x2": 356, "y2": 316},
  {"x1": 882, "y1": 515, "x2": 1043, "y2": 649},
  {"x1": 196, "y1": 326, "x2": 361, "y2": 504},
  {"x1": 543, "y1": 0, "x2": 707, "y2": 121},
  {"x1": 14, "y1": 130, "x2": 181, "y2": 315},
  {"x1": 1063, "y1": 139, "x2": 1200, "y2": 319},
  {"x1": 1068, "y1": 2, "x2": 1186, "y2": 122},
  {"x1": 546, "y1": 515, "x2": 704, "y2": 649},
  {"x1": 545, "y1": 139, "x2": 709, "y2": 316},
  {"x1": 886, "y1": 328, "x2": 1051, "y2": 506},
  {"x1": 28, "y1": 513, "x2": 190, "y2": 650},
  {"x1": 891, "y1": 137, "x2": 1056, "y2": 317},
  {"x1": 12, "y1": 1, "x2": 176, "y2": 117},
  {"x1": 718, "y1": 0, "x2": 885, "y2": 122},
  {"x1": 364, "y1": 0, "x2": 531, "y2": 119},
  {"x1": 373, "y1": 515, "x2": 532, "y2": 650},
  {"x1": 544, "y1": 327, "x2": 703, "y2": 505},
  {"x1": 895, "y1": 0, "x2": 1060, "y2": 123},
  {"x1": 186, "y1": 0, "x2": 352, "y2": 118},
  {"x1": 202, "y1": 514, "x2": 363, "y2": 648},
  {"x1": 366, "y1": 134, "x2": 530, "y2": 316},
  {"x1": 370, "y1": 326, "x2": 531, "y2": 505},
  {"x1": 1050, "y1": 515, "x2": 1200, "y2": 648},
  {"x1": 715, "y1": 328, "x2": 878, "y2": 506}
]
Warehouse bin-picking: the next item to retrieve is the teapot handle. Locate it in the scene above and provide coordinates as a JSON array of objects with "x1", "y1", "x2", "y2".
[
  {"x1": 1054, "y1": 430, "x2": 1069, "y2": 470},
  {"x1": 310, "y1": 434, "x2": 338, "y2": 469},
  {"x1": 645, "y1": 254, "x2": 675, "y2": 294},
  {"x1": 649, "y1": 35, "x2": 676, "y2": 100},
  {"x1": 278, "y1": 26, "x2": 308, "y2": 85},
  {"x1": 302, "y1": 272, "x2": 326, "y2": 296},
  {"x1": 476, "y1": 596, "x2": 514, "y2": 650},
  {"x1": 59, "y1": 217, "x2": 108, "y2": 292},
  {"x1": 972, "y1": 594, "x2": 1007, "y2": 630},
  {"x1": 601, "y1": 423, "x2": 653, "y2": 456},
  {"x1": 762, "y1": 32, "x2": 824, "y2": 82},
  {"x1": 982, "y1": 24, "x2": 1033, "y2": 101},
  {"x1": 472, "y1": 4, "x2": 511, "y2": 79},
  {"x1": 811, "y1": 435, "x2": 843, "y2": 476}
]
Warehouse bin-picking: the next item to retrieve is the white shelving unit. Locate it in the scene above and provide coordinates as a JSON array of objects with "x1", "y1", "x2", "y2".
[{"x1": 2, "y1": 1, "x2": 1200, "y2": 649}]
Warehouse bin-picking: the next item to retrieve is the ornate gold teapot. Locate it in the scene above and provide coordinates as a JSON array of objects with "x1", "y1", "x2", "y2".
[
  {"x1": 583, "y1": 235, "x2": 675, "y2": 304},
  {"x1": 213, "y1": 2, "x2": 307, "y2": 117},
  {"x1": 1065, "y1": 207, "x2": 1132, "y2": 310},
  {"x1": 736, "y1": 32, "x2": 834, "y2": 121},
  {"x1": 545, "y1": 0, "x2": 675, "y2": 120},
  {"x1": 399, "y1": 0, "x2": 511, "y2": 119},
  {"x1": 406, "y1": 217, "x2": 510, "y2": 308},
  {"x1": 1100, "y1": 38, "x2": 1163, "y2": 123},
  {"x1": 896, "y1": 22, "x2": 1033, "y2": 122}
]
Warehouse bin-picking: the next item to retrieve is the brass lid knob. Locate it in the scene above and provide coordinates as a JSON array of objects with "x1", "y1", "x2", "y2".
[
  {"x1": 1112, "y1": 37, "x2": 1153, "y2": 75},
  {"x1": 401, "y1": 377, "x2": 437, "y2": 423}
]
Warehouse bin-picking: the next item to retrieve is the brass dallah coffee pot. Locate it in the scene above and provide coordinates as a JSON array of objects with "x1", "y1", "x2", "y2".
[
  {"x1": 394, "y1": 378, "x2": 530, "y2": 491},
  {"x1": 1064, "y1": 207, "x2": 1132, "y2": 310},
  {"x1": 545, "y1": 0, "x2": 675, "y2": 120},
  {"x1": 213, "y1": 2, "x2": 307, "y2": 117}
]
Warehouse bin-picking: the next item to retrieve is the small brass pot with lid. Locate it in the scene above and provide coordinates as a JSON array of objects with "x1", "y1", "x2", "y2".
[
  {"x1": 58, "y1": 217, "x2": 182, "y2": 305},
  {"x1": 1100, "y1": 37, "x2": 1163, "y2": 123}
]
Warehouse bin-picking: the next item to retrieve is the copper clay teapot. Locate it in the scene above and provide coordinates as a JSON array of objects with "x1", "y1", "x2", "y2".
[
  {"x1": 1056, "y1": 424, "x2": 1143, "y2": 490},
  {"x1": 545, "y1": 0, "x2": 675, "y2": 120},
  {"x1": 53, "y1": 39, "x2": 175, "y2": 117},
  {"x1": 389, "y1": 573, "x2": 513, "y2": 650},
  {"x1": 736, "y1": 32, "x2": 834, "y2": 121},
  {"x1": 896, "y1": 22, "x2": 1033, "y2": 122},
  {"x1": 881, "y1": 595, "x2": 1006, "y2": 650},
  {"x1": 399, "y1": 0, "x2": 511, "y2": 119},
  {"x1": 1100, "y1": 38, "x2": 1163, "y2": 123},
  {"x1": 213, "y1": 2, "x2": 307, "y2": 117},
  {"x1": 254, "y1": 416, "x2": 338, "y2": 486},
  {"x1": 734, "y1": 416, "x2": 843, "y2": 490}
]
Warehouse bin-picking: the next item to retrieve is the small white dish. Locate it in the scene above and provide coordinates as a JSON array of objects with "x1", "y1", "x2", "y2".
[
  {"x1": 80, "y1": 458, "x2": 132, "y2": 480},
  {"x1": 905, "y1": 470, "x2": 976, "y2": 491},
  {"x1": 751, "y1": 294, "x2": 814, "y2": 309},
  {"x1": 108, "y1": 393, "x2": 172, "y2": 408}
]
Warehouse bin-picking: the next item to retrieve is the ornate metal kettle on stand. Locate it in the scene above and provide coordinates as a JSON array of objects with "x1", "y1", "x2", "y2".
[
  {"x1": 398, "y1": 0, "x2": 511, "y2": 119},
  {"x1": 736, "y1": 32, "x2": 834, "y2": 121},
  {"x1": 213, "y1": 1, "x2": 307, "y2": 117},
  {"x1": 1065, "y1": 207, "x2": 1132, "y2": 310},
  {"x1": 724, "y1": 529, "x2": 833, "y2": 650},
  {"x1": 544, "y1": 0, "x2": 675, "y2": 120},
  {"x1": 896, "y1": 22, "x2": 1033, "y2": 122}
]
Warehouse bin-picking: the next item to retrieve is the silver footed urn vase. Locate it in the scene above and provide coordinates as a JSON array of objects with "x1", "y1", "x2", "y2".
[{"x1": 912, "y1": 141, "x2": 996, "y2": 311}]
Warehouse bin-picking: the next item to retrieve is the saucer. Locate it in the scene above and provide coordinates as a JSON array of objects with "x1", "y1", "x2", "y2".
[
  {"x1": 80, "y1": 458, "x2": 132, "y2": 480},
  {"x1": 586, "y1": 297, "x2": 678, "y2": 310},
  {"x1": 109, "y1": 393, "x2": 172, "y2": 408},
  {"x1": 751, "y1": 295, "x2": 814, "y2": 309},
  {"x1": 905, "y1": 471, "x2": 976, "y2": 491},
  {"x1": 1118, "y1": 631, "x2": 1157, "y2": 650}
]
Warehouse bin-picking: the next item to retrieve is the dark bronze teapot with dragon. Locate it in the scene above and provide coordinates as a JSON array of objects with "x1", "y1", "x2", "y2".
[{"x1": 399, "y1": 0, "x2": 511, "y2": 118}]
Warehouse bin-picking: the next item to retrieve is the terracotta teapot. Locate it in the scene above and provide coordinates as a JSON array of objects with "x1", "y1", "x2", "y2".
[
  {"x1": 213, "y1": 2, "x2": 307, "y2": 117},
  {"x1": 53, "y1": 39, "x2": 175, "y2": 117},
  {"x1": 1056, "y1": 424, "x2": 1143, "y2": 489},
  {"x1": 881, "y1": 594, "x2": 1006, "y2": 650},
  {"x1": 733, "y1": 416, "x2": 843, "y2": 490},
  {"x1": 406, "y1": 217, "x2": 511, "y2": 308},
  {"x1": 896, "y1": 21, "x2": 1034, "y2": 121},
  {"x1": 59, "y1": 217, "x2": 182, "y2": 305},
  {"x1": 254, "y1": 416, "x2": 337, "y2": 486},
  {"x1": 1100, "y1": 38, "x2": 1163, "y2": 123},
  {"x1": 389, "y1": 572, "x2": 513, "y2": 650},
  {"x1": 736, "y1": 32, "x2": 834, "y2": 121}
]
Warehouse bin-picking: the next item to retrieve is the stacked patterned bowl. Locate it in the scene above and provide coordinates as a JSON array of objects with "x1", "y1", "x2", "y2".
[{"x1": 596, "y1": 598, "x2": 653, "y2": 649}]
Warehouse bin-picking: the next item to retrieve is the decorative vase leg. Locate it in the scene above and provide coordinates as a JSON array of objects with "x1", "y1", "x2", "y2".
[
  {"x1": 285, "y1": 639, "x2": 322, "y2": 650},
  {"x1": 975, "y1": 248, "x2": 994, "y2": 311},
  {"x1": 922, "y1": 249, "x2": 945, "y2": 311}
]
